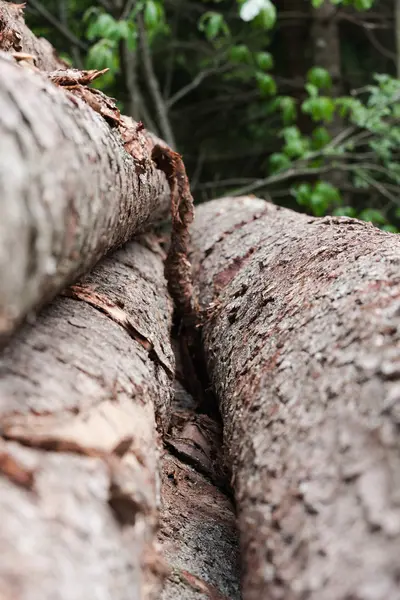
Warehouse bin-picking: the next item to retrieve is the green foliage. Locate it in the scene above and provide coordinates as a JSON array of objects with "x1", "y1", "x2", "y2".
[
  {"x1": 198, "y1": 12, "x2": 230, "y2": 41},
  {"x1": 292, "y1": 181, "x2": 342, "y2": 216},
  {"x1": 307, "y1": 67, "x2": 332, "y2": 90},
  {"x1": 238, "y1": 0, "x2": 277, "y2": 29},
  {"x1": 27, "y1": 0, "x2": 399, "y2": 232},
  {"x1": 255, "y1": 72, "x2": 277, "y2": 96}
]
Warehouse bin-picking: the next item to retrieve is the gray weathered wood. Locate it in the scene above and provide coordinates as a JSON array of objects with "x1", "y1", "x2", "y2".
[
  {"x1": 0, "y1": 236, "x2": 174, "y2": 600},
  {"x1": 0, "y1": 53, "x2": 169, "y2": 341}
]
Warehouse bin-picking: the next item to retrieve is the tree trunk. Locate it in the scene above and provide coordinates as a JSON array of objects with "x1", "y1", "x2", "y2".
[
  {"x1": 395, "y1": 0, "x2": 400, "y2": 78},
  {"x1": 0, "y1": 235, "x2": 174, "y2": 600},
  {"x1": 0, "y1": 52, "x2": 170, "y2": 342},
  {"x1": 190, "y1": 196, "x2": 400, "y2": 600}
]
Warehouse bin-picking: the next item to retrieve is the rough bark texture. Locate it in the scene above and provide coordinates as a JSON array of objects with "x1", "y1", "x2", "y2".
[
  {"x1": 0, "y1": 236, "x2": 174, "y2": 600},
  {"x1": 0, "y1": 53, "x2": 170, "y2": 341},
  {"x1": 158, "y1": 365, "x2": 241, "y2": 600},
  {"x1": 0, "y1": 0, "x2": 65, "y2": 70},
  {"x1": 190, "y1": 196, "x2": 400, "y2": 600}
]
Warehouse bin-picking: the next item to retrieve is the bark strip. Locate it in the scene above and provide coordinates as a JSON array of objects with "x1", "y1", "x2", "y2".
[
  {"x1": 0, "y1": 53, "x2": 170, "y2": 341},
  {"x1": 0, "y1": 236, "x2": 174, "y2": 600},
  {"x1": 191, "y1": 196, "x2": 400, "y2": 600}
]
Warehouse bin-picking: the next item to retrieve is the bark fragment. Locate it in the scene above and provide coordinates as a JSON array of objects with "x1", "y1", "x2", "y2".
[
  {"x1": 191, "y1": 196, "x2": 400, "y2": 600},
  {"x1": 0, "y1": 53, "x2": 170, "y2": 341},
  {"x1": 152, "y1": 145, "x2": 196, "y2": 321},
  {"x1": 0, "y1": 237, "x2": 174, "y2": 600}
]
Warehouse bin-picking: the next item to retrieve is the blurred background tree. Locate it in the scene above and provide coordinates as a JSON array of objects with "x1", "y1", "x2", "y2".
[{"x1": 25, "y1": 0, "x2": 400, "y2": 230}]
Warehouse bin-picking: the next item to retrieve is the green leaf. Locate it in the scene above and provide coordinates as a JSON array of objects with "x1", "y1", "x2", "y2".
[
  {"x1": 313, "y1": 181, "x2": 342, "y2": 205},
  {"x1": 382, "y1": 224, "x2": 399, "y2": 233},
  {"x1": 117, "y1": 20, "x2": 130, "y2": 40},
  {"x1": 307, "y1": 67, "x2": 332, "y2": 90},
  {"x1": 255, "y1": 51, "x2": 274, "y2": 71},
  {"x1": 302, "y1": 96, "x2": 335, "y2": 122},
  {"x1": 239, "y1": 0, "x2": 276, "y2": 28},
  {"x1": 312, "y1": 126, "x2": 331, "y2": 149},
  {"x1": 310, "y1": 192, "x2": 329, "y2": 216},
  {"x1": 281, "y1": 125, "x2": 301, "y2": 142},
  {"x1": 144, "y1": 0, "x2": 159, "y2": 29},
  {"x1": 198, "y1": 11, "x2": 229, "y2": 40},
  {"x1": 311, "y1": 0, "x2": 324, "y2": 6},
  {"x1": 291, "y1": 182, "x2": 312, "y2": 206},
  {"x1": 359, "y1": 209, "x2": 387, "y2": 225},
  {"x1": 229, "y1": 44, "x2": 251, "y2": 63},
  {"x1": 305, "y1": 83, "x2": 318, "y2": 98},
  {"x1": 255, "y1": 72, "x2": 277, "y2": 96},
  {"x1": 269, "y1": 152, "x2": 291, "y2": 173},
  {"x1": 354, "y1": 0, "x2": 374, "y2": 10},
  {"x1": 255, "y1": 6, "x2": 277, "y2": 29},
  {"x1": 284, "y1": 138, "x2": 308, "y2": 158},
  {"x1": 279, "y1": 96, "x2": 297, "y2": 124},
  {"x1": 87, "y1": 39, "x2": 117, "y2": 72},
  {"x1": 333, "y1": 206, "x2": 357, "y2": 217}
]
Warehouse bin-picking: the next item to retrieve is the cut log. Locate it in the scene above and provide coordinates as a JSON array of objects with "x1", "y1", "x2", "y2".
[
  {"x1": 191, "y1": 196, "x2": 400, "y2": 600},
  {"x1": 0, "y1": 52, "x2": 170, "y2": 342},
  {"x1": 0, "y1": 235, "x2": 174, "y2": 600}
]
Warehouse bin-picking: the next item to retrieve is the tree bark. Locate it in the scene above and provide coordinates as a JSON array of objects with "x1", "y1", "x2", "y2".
[
  {"x1": 0, "y1": 235, "x2": 174, "y2": 600},
  {"x1": 158, "y1": 371, "x2": 240, "y2": 600},
  {"x1": 0, "y1": 52, "x2": 170, "y2": 342},
  {"x1": 0, "y1": 0, "x2": 65, "y2": 70},
  {"x1": 190, "y1": 196, "x2": 400, "y2": 600}
]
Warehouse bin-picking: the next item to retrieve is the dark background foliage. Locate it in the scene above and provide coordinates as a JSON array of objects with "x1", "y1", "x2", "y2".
[{"x1": 26, "y1": 0, "x2": 400, "y2": 230}]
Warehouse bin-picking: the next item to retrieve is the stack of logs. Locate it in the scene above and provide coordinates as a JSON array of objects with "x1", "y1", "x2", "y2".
[{"x1": 0, "y1": 3, "x2": 399, "y2": 599}]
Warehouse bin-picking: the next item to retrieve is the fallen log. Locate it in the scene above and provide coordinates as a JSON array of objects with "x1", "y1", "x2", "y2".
[
  {"x1": 0, "y1": 27, "x2": 171, "y2": 341},
  {"x1": 0, "y1": 235, "x2": 174, "y2": 600},
  {"x1": 0, "y1": 51, "x2": 169, "y2": 342},
  {"x1": 191, "y1": 196, "x2": 400, "y2": 600}
]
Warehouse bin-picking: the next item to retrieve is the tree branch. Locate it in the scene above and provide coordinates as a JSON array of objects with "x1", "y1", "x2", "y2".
[
  {"x1": 28, "y1": 0, "x2": 88, "y2": 51},
  {"x1": 166, "y1": 64, "x2": 232, "y2": 109},
  {"x1": 137, "y1": 11, "x2": 176, "y2": 148}
]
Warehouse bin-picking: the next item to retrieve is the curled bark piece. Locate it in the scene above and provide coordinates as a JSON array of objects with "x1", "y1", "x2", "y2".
[
  {"x1": 0, "y1": 237, "x2": 174, "y2": 600},
  {"x1": 152, "y1": 145, "x2": 195, "y2": 321},
  {"x1": 0, "y1": 53, "x2": 170, "y2": 341},
  {"x1": 191, "y1": 196, "x2": 400, "y2": 600}
]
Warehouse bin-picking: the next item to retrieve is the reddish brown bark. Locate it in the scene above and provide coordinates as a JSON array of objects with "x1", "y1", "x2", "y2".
[
  {"x1": 0, "y1": 236, "x2": 174, "y2": 600},
  {"x1": 191, "y1": 196, "x2": 400, "y2": 600}
]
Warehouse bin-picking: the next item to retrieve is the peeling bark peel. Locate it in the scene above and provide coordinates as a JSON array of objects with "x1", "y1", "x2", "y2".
[
  {"x1": 0, "y1": 53, "x2": 170, "y2": 340},
  {"x1": 191, "y1": 197, "x2": 400, "y2": 600},
  {"x1": 0, "y1": 238, "x2": 174, "y2": 600}
]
